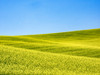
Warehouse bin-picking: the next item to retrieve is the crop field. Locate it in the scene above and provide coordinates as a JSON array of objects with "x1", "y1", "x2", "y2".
[{"x1": 0, "y1": 29, "x2": 100, "y2": 75}]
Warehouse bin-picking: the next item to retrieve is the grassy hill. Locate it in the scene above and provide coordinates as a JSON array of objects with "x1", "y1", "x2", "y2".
[{"x1": 0, "y1": 28, "x2": 100, "y2": 75}]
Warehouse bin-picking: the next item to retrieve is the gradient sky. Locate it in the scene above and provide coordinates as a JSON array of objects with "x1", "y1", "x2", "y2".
[{"x1": 0, "y1": 0, "x2": 100, "y2": 35}]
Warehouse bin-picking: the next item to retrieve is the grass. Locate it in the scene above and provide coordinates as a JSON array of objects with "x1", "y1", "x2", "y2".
[{"x1": 0, "y1": 28, "x2": 100, "y2": 75}]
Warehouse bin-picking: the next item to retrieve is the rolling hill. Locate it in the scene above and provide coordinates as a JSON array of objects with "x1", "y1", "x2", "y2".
[{"x1": 0, "y1": 28, "x2": 100, "y2": 75}]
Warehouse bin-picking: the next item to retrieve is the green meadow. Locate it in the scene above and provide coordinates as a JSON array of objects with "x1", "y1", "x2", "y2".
[{"x1": 0, "y1": 29, "x2": 100, "y2": 75}]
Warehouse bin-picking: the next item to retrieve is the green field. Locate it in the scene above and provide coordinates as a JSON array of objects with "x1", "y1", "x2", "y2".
[{"x1": 0, "y1": 29, "x2": 100, "y2": 75}]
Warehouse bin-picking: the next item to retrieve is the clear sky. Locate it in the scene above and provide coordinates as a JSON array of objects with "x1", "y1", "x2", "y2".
[{"x1": 0, "y1": 0, "x2": 100, "y2": 35}]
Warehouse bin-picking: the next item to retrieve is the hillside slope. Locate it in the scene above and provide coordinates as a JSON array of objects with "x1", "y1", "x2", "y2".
[
  {"x1": 0, "y1": 28, "x2": 100, "y2": 74},
  {"x1": 0, "y1": 45, "x2": 100, "y2": 75}
]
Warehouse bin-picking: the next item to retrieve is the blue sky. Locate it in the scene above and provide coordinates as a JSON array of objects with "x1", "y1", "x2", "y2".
[{"x1": 0, "y1": 0, "x2": 100, "y2": 35}]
